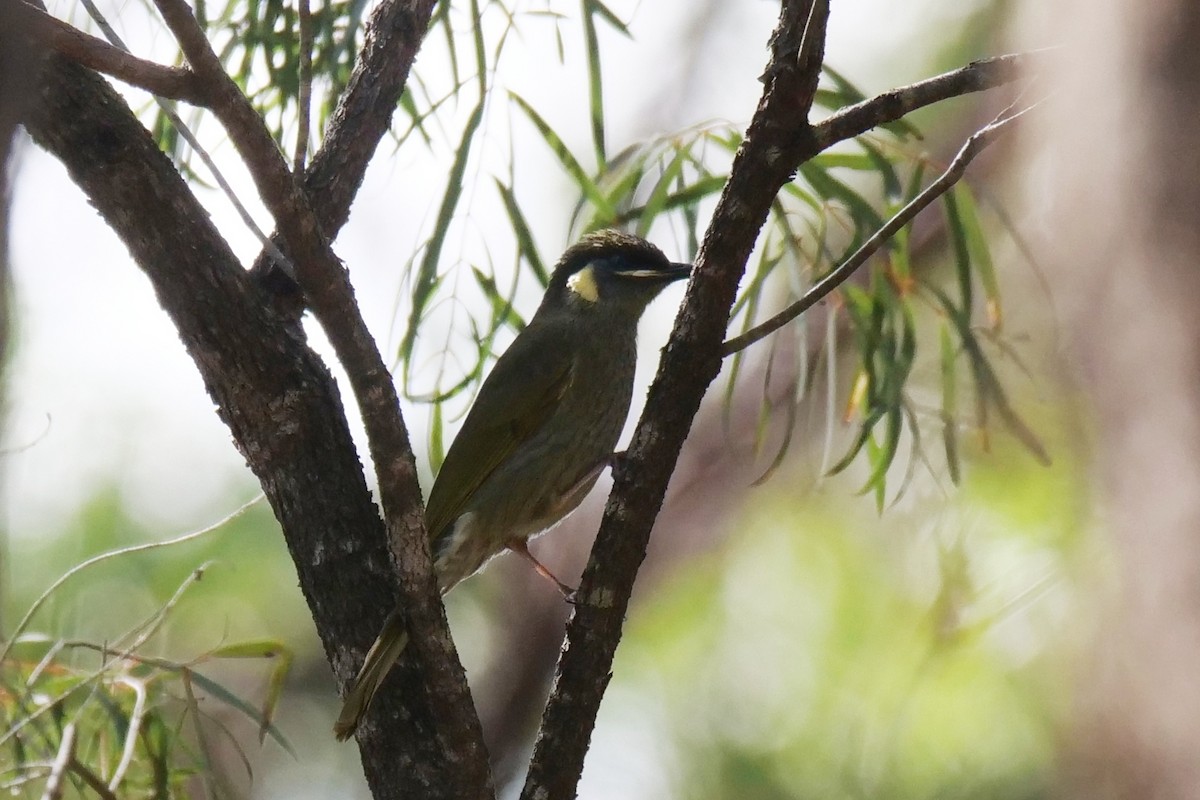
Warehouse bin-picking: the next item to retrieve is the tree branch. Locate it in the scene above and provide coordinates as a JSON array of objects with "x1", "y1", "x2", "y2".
[
  {"x1": 249, "y1": 0, "x2": 439, "y2": 315},
  {"x1": 300, "y1": 1, "x2": 433, "y2": 236},
  {"x1": 8, "y1": 0, "x2": 206, "y2": 104},
  {"x1": 722, "y1": 105, "x2": 1034, "y2": 356},
  {"x1": 519, "y1": 45, "x2": 1034, "y2": 796},
  {"x1": 521, "y1": 2, "x2": 832, "y2": 797},
  {"x1": 809, "y1": 51, "x2": 1032, "y2": 153},
  {"x1": 147, "y1": 0, "x2": 491, "y2": 791},
  {"x1": 24, "y1": 50, "x2": 460, "y2": 795}
]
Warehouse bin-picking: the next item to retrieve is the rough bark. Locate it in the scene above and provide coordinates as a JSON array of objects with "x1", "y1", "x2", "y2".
[
  {"x1": 23, "y1": 54, "x2": 461, "y2": 799},
  {"x1": 522, "y1": 2, "x2": 832, "y2": 796},
  {"x1": 146, "y1": 0, "x2": 487, "y2": 781}
]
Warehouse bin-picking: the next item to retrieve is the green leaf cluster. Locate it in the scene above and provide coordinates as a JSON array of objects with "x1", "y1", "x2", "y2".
[{"x1": 1, "y1": 500, "x2": 295, "y2": 798}]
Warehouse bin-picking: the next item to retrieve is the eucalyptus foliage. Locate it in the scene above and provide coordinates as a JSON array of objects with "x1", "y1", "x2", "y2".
[
  {"x1": 144, "y1": 0, "x2": 1043, "y2": 499},
  {"x1": 10, "y1": 0, "x2": 1048, "y2": 794}
]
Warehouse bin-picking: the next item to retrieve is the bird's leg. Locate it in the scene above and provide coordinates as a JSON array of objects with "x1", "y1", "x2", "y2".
[
  {"x1": 507, "y1": 539, "x2": 576, "y2": 600},
  {"x1": 510, "y1": 452, "x2": 624, "y2": 603}
]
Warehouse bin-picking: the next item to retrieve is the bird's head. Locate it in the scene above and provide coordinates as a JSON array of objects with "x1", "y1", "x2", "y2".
[{"x1": 543, "y1": 230, "x2": 692, "y2": 319}]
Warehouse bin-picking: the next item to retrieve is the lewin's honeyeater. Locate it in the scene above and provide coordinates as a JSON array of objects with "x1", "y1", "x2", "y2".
[{"x1": 334, "y1": 230, "x2": 691, "y2": 740}]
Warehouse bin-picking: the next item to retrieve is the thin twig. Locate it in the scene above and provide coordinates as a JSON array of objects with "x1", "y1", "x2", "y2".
[
  {"x1": 73, "y1": 0, "x2": 291, "y2": 272},
  {"x1": 722, "y1": 104, "x2": 1037, "y2": 357},
  {"x1": 0, "y1": 495, "x2": 261, "y2": 665},
  {"x1": 247, "y1": 0, "x2": 439, "y2": 305},
  {"x1": 107, "y1": 678, "x2": 145, "y2": 793},
  {"x1": 67, "y1": 761, "x2": 118, "y2": 800},
  {"x1": 39, "y1": 722, "x2": 74, "y2": 800},
  {"x1": 294, "y1": 0, "x2": 312, "y2": 172},
  {"x1": 809, "y1": 51, "x2": 1035, "y2": 153},
  {"x1": 11, "y1": 2, "x2": 205, "y2": 103}
]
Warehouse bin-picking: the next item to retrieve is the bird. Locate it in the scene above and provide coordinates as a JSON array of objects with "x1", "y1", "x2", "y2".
[{"x1": 333, "y1": 229, "x2": 691, "y2": 740}]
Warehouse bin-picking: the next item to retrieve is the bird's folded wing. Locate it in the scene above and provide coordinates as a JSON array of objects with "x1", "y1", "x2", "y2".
[{"x1": 425, "y1": 324, "x2": 574, "y2": 542}]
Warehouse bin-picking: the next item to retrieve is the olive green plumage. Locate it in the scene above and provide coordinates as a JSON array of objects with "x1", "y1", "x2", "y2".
[{"x1": 334, "y1": 230, "x2": 690, "y2": 740}]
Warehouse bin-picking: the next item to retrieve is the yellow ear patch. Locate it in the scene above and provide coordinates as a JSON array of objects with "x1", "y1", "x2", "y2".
[{"x1": 567, "y1": 265, "x2": 599, "y2": 303}]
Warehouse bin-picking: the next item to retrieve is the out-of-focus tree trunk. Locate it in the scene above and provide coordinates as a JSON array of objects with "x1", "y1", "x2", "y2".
[
  {"x1": 1035, "y1": 1, "x2": 1200, "y2": 796},
  {"x1": 0, "y1": 10, "x2": 30, "y2": 633}
]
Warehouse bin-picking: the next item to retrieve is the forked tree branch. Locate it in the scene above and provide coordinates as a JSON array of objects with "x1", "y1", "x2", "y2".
[
  {"x1": 521, "y1": 8, "x2": 1035, "y2": 800},
  {"x1": 23, "y1": 0, "x2": 1037, "y2": 791},
  {"x1": 8, "y1": 0, "x2": 206, "y2": 103},
  {"x1": 23, "y1": 51, "x2": 454, "y2": 796},
  {"x1": 249, "y1": 0, "x2": 440, "y2": 310},
  {"x1": 22, "y1": 0, "x2": 483, "y2": 794},
  {"x1": 722, "y1": 105, "x2": 1035, "y2": 356},
  {"x1": 522, "y1": 2, "x2": 832, "y2": 797},
  {"x1": 147, "y1": 0, "x2": 490, "y2": 790}
]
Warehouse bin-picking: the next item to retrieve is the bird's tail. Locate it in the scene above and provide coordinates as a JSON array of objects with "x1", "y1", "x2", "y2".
[{"x1": 333, "y1": 613, "x2": 409, "y2": 740}]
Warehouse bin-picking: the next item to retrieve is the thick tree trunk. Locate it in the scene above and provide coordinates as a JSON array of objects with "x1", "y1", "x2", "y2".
[
  {"x1": 0, "y1": 8, "x2": 26, "y2": 633},
  {"x1": 1037, "y1": 1, "x2": 1200, "y2": 796}
]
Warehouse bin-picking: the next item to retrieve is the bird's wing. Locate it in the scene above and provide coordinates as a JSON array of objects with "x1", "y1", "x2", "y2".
[{"x1": 425, "y1": 322, "x2": 574, "y2": 542}]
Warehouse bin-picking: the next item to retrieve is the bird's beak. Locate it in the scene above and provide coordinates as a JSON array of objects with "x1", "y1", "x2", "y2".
[
  {"x1": 613, "y1": 263, "x2": 694, "y2": 283},
  {"x1": 667, "y1": 263, "x2": 693, "y2": 282}
]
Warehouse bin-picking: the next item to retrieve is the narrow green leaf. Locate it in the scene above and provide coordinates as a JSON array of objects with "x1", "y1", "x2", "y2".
[
  {"x1": 588, "y1": 0, "x2": 632, "y2": 35},
  {"x1": 860, "y1": 410, "x2": 902, "y2": 512},
  {"x1": 635, "y1": 149, "x2": 687, "y2": 236},
  {"x1": 468, "y1": 0, "x2": 487, "y2": 93},
  {"x1": 581, "y1": 0, "x2": 606, "y2": 166},
  {"x1": 810, "y1": 152, "x2": 876, "y2": 171},
  {"x1": 471, "y1": 266, "x2": 525, "y2": 330},
  {"x1": 829, "y1": 406, "x2": 886, "y2": 475},
  {"x1": 860, "y1": 138, "x2": 902, "y2": 201},
  {"x1": 185, "y1": 670, "x2": 297, "y2": 758},
  {"x1": 208, "y1": 639, "x2": 294, "y2": 745},
  {"x1": 752, "y1": 373, "x2": 801, "y2": 487},
  {"x1": 942, "y1": 188, "x2": 973, "y2": 316},
  {"x1": 889, "y1": 221, "x2": 912, "y2": 285},
  {"x1": 430, "y1": 399, "x2": 445, "y2": 473},
  {"x1": 434, "y1": 0, "x2": 460, "y2": 92},
  {"x1": 398, "y1": 99, "x2": 486, "y2": 378},
  {"x1": 613, "y1": 174, "x2": 726, "y2": 227},
  {"x1": 940, "y1": 322, "x2": 961, "y2": 484},
  {"x1": 595, "y1": 159, "x2": 647, "y2": 229},
  {"x1": 929, "y1": 284, "x2": 1051, "y2": 467},
  {"x1": 782, "y1": 180, "x2": 825, "y2": 216},
  {"x1": 799, "y1": 161, "x2": 886, "y2": 239},
  {"x1": 510, "y1": 92, "x2": 613, "y2": 218},
  {"x1": 494, "y1": 179, "x2": 549, "y2": 285},
  {"x1": 954, "y1": 184, "x2": 1002, "y2": 329},
  {"x1": 396, "y1": 87, "x2": 432, "y2": 147},
  {"x1": 813, "y1": 88, "x2": 850, "y2": 112},
  {"x1": 903, "y1": 159, "x2": 927, "y2": 202},
  {"x1": 208, "y1": 640, "x2": 287, "y2": 660},
  {"x1": 821, "y1": 65, "x2": 867, "y2": 104}
]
